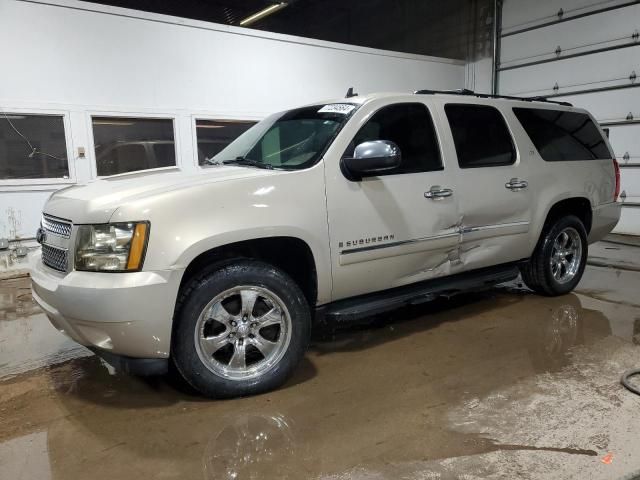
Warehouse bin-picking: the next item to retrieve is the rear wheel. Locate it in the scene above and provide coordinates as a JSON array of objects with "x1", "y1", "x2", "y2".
[
  {"x1": 172, "y1": 260, "x2": 311, "y2": 398},
  {"x1": 521, "y1": 215, "x2": 588, "y2": 296}
]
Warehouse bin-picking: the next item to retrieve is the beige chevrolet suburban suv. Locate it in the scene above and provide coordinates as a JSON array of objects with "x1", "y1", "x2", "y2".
[{"x1": 30, "y1": 90, "x2": 621, "y2": 398}]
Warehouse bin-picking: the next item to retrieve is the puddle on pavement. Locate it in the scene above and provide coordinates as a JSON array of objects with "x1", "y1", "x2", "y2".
[
  {"x1": 0, "y1": 276, "x2": 92, "y2": 380},
  {"x1": 1, "y1": 266, "x2": 640, "y2": 479}
]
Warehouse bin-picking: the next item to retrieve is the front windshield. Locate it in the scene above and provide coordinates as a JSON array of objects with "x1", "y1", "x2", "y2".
[{"x1": 212, "y1": 103, "x2": 357, "y2": 170}]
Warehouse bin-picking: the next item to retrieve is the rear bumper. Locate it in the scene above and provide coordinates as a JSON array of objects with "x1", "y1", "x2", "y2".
[
  {"x1": 588, "y1": 202, "x2": 622, "y2": 244},
  {"x1": 30, "y1": 250, "x2": 183, "y2": 359}
]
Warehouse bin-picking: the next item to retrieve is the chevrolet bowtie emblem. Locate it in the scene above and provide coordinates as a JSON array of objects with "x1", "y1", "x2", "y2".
[{"x1": 36, "y1": 227, "x2": 47, "y2": 245}]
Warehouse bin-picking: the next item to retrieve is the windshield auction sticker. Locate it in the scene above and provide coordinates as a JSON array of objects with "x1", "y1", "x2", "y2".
[{"x1": 318, "y1": 104, "x2": 356, "y2": 114}]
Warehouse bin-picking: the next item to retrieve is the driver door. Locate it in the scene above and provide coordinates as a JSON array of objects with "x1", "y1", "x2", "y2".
[{"x1": 324, "y1": 99, "x2": 462, "y2": 301}]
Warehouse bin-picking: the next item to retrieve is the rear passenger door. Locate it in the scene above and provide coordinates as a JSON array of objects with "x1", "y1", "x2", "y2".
[{"x1": 439, "y1": 101, "x2": 533, "y2": 269}]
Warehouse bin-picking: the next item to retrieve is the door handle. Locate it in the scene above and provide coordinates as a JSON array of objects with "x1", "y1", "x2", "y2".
[
  {"x1": 424, "y1": 186, "x2": 453, "y2": 199},
  {"x1": 505, "y1": 178, "x2": 528, "y2": 191}
]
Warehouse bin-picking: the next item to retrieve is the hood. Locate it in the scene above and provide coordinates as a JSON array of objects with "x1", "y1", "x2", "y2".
[{"x1": 44, "y1": 166, "x2": 275, "y2": 223}]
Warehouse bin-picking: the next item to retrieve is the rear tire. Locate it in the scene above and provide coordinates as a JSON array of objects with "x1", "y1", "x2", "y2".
[
  {"x1": 521, "y1": 215, "x2": 588, "y2": 296},
  {"x1": 172, "y1": 260, "x2": 311, "y2": 398}
]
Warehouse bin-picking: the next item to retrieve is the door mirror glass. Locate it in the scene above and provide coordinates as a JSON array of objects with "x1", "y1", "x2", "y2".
[{"x1": 341, "y1": 140, "x2": 401, "y2": 180}]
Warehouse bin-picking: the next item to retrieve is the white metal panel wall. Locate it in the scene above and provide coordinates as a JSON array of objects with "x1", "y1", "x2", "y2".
[
  {"x1": 0, "y1": 0, "x2": 464, "y2": 240},
  {"x1": 499, "y1": 0, "x2": 640, "y2": 235},
  {"x1": 500, "y1": 48, "x2": 638, "y2": 97},
  {"x1": 501, "y1": 2, "x2": 639, "y2": 69},
  {"x1": 501, "y1": 0, "x2": 633, "y2": 35},
  {"x1": 557, "y1": 89, "x2": 640, "y2": 123}
]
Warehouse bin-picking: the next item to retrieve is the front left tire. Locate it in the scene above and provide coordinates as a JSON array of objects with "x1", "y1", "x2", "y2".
[{"x1": 172, "y1": 260, "x2": 311, "y2": 398}]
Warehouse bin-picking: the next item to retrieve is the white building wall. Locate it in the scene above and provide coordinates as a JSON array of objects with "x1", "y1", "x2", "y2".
[
  {"x1": 465, "y1": 57, "x2": 494, "y2": 94},
  {"x1": 0, "y1": 0, "x2": 465, "y2": 240},
  {"x1": 498, "y1": 0, "x2": 640, "y2": 235}
]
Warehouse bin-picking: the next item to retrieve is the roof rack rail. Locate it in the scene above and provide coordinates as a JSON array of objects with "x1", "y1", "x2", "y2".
[{"x1": 414, "y1": 89, "x2": 573, "y2": 107}]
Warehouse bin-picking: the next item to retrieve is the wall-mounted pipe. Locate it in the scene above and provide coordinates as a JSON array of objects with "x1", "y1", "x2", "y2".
[{"x1": 491, "y1": 0, "x2": 502, "y2": 94}]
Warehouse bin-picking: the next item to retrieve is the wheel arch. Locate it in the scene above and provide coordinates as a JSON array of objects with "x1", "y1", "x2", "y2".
[
  {"x1": 541, "y1": 197, "x2": 593, "y2": 235},
  {"x1": 176, "y1": 236, "x2": 319, "y2": 309},
  {"x1": 528, "y1": 196, "x2": 592, "y2": 257}
]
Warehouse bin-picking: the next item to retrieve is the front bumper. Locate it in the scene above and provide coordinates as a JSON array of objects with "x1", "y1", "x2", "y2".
[
  {"x1": 30, "y1": 250, "x2": 184, "y2": 359},
  {"x1": 88, "y1": 348, "x2": 168, "y2": 376}
]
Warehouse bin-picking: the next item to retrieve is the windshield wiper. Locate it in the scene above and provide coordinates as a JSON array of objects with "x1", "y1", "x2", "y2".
[{"x1": 222, "y1": 157, "x2": 273, "y2": 169}]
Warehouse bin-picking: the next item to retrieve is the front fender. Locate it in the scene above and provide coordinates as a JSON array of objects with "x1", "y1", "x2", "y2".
[{"x1": 110, "y1": 164, "x2": 332, "y2": 304}]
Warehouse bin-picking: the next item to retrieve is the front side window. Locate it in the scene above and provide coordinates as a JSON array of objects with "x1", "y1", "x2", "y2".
[
  {"x1": 196, "y1": 119, "x2": 256, "y2": 165},
  {"x1": 513, "y1": 108, "x2": 611, "y2": 161},
  {"x1": 212, "y1": 104, "x2": 356, "y2": 170},
  {"x1": 445, "y1": 104, "x2": 516, "y2": 168},
  {"x1": 92, "y1": 117, "x2": 176, "y2": 176},
  {"x1": 347, "y1": 103, "x2": 442, "y2": 174},
  {"x1": 0, "y1": 113, "x2": 69, "y2": 180}
]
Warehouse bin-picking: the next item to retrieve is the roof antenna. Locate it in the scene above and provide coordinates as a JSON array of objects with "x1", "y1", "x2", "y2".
[{"x1": 345, "y1": 87, "x2": 358, "y2": 98}]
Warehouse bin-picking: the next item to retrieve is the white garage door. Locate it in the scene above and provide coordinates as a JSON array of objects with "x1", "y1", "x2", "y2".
[{"x1": 497, "y1": 0, "x2": 640, "y2": 235}]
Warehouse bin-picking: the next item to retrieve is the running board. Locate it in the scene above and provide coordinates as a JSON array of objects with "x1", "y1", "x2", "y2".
[{"x1": 319, "y1": 263, "x2": 521, "y2": 323}]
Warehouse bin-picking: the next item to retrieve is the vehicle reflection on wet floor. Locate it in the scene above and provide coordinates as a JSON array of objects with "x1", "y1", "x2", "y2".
[
  {"x1": 1, "y1": 266, "x2": 640, "y2": 479},
  {"x1": 0, "y1": 276, "x2": 40, "y2": 321}
]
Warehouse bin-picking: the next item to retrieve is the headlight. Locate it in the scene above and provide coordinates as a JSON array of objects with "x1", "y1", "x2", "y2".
[{"x1": 75, "y1": 222, "x2": 149, "y2": 272}]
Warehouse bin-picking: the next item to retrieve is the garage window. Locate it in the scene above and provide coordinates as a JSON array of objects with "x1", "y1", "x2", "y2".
[
  {"x1": 196, "y1": 119, "x2": 256, "y2": 165},
  {"x1": 513, "y1": 108, "x2": 611, "y2": 161},
  {"x1": 92, "y1": 117, "x2": 176, "y2": 176},
  {"x1": 347, "y1": 103, "x2": 443, "y2": 175},
  {"x1": 445, "y1": 104, "x2": 516, "y2": 168},
  {"x1": 0, "y1": 113, "x2": 69, "y2": 180}
]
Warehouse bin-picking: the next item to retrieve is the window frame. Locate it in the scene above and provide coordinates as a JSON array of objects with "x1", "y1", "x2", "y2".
[
  {"x1": 86, "y1": 111, "x2": 181, "y2": 179},
  {"x1": 191, "y1": 114, "x2": 262, "y2": 169},
  {"x1": 0, "y1": 107, "x2": 76, "y2": 187},
  {"x1": 342, "y1": 101, "x2": 444, "y2": 177},
  {"x1": 444, "y1": 102, "x2": 518, "y2": 169}
]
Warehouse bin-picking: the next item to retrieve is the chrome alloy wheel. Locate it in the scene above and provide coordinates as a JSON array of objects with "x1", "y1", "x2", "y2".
[
  {"x1": 550, "y1": 227, "x2": 583, "y2": 284},
  {"x1": 194, "y1": 286, "x2": 292, "y2": 380}
]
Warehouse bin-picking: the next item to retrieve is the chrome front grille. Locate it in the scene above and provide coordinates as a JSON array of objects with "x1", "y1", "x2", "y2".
[
  {"x1": 42, "y1": 215, "x2": 72, "y2": 239},
  {"x1": 41, "y1": 214, "x2": 72, "y2": 271},
  {"x1": 42, "y1": 244, "x2": 68, "y2": 272}
]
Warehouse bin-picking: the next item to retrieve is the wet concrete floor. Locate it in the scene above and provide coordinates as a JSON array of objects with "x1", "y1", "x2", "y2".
[{"x1": 2, "y1": 266, "x2": 640, "y2": 479}]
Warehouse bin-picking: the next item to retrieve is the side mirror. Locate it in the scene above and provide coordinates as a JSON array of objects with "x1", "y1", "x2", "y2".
[{"x1": 341, "y1": 140, "x2": 401, "y2": 181}]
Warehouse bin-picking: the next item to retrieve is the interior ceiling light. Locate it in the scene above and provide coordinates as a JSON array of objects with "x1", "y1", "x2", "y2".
[{"x1": 239, "y1": 2, "x2": 288, "y2": 26}]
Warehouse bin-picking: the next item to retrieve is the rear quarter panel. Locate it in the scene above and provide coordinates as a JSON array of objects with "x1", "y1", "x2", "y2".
[{"x1": 515, "y1": 106, "x2": 617, "y2": 252}]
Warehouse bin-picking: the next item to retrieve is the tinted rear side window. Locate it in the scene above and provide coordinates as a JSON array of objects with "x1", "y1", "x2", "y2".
[
  {"x1": 445, "y1": 104, "x2": 515, "y2": 168},
  {"x1": 513, "y1": 108, "x2": 611, "y2": 161}
]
